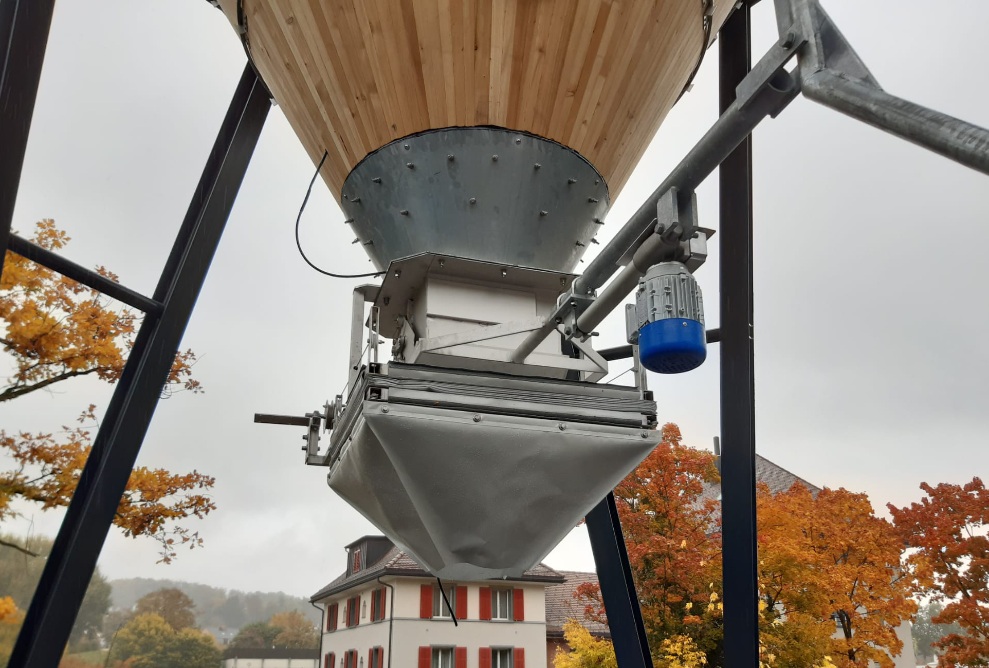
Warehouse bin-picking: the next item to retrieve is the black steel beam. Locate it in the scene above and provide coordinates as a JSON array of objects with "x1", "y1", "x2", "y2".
[
  {"x1": 7, "y1": 234, "x2": 162, "y2": 313},
  {"x1": 718, "y1": 4, "x2": 759, "y2": 667},
  {"x1": 8, "y1": 65, "x2": 270, "y2": 667},
  {"x1": 586, "y1": 492, "x2": 653, "y2": 668},
  {"x1": 0, "y1": 0, "x2": 57, "y2": 279}
]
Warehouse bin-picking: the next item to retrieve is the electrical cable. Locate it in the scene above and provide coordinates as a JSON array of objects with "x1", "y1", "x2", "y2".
[
  {"x1": 295, "y1": 150, "x2": 385, "y2": 279},
  {"x1": 435, "y1": 577, "x2": 459, "y2": 626}
]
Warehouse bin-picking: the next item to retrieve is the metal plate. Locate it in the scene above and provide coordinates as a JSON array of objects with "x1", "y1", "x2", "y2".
[{"x1": 341, "y1": 127, "x2": 609, "y2": 272}]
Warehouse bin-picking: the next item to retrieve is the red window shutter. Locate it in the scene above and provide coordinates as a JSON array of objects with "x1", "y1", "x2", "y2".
[
  {"x1": 418, "y1": 646, "x2": 431, "y2": 668},
  {"x1": 327, "y1": 603, "x2": 337, "y2": 631},
  {"x1": 455, "y1": 586, "x2": 467, "y2": 619},
  {"x1": 329, "y1": 653, "x2": 336, "y2": 668},
  {"x1": 513, "y1": 648, "x2": 525, "y2": 668},
  {"x1": 479, "y1": 647, "x2": 492, "y2": 668},
  {"x1": 513, "y1": 588, "x2": 525, "y2": 621},
  {"x1": 368, "y1": 649, "x2": 373, "y2": 668},
  {"x1": 420, "y1": 584, "x2": 433, "y2": 618},
  {"x1": 455, "y1": 646, "x2": 467, "y2": 668},
  {"x1": 323, "y1": 653, "x2": 329, "y2": 668},
  {"x1": 378, "y1": 589, "x2": 387, "y2": 620},
  {"x1": 371, "y1": 589, "x2": 379, "y2": 621},
  {"x1": 479, "y1": 587, "x2": 492, "y2": 620}
]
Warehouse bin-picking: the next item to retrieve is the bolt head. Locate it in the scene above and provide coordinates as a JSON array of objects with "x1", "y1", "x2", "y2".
[
  {"x1": 473, "y1": 414, "x2": 482, "y2": 423},
  {"x1": 381, "y1": 406, "x2": 390, "y2": 413},
  {"x1": 558, "y1": 423, "x2": 567, "y2": 431}
]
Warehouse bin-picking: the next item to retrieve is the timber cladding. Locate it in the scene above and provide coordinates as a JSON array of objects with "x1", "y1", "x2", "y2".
[{"x1": 216, "y1": 0, "x2": 737, "y2": 199}]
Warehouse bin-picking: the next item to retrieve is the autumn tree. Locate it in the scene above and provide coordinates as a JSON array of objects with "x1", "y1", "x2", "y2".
[
  {"x1": 912, "y1": 603, "x2": 963, "y2": 665},
  {"x1": 230, "y1": 610, "x2": 319, "y2": 650},
  {"x1": 110, "y1": 613, "x2": 220, "y2": 668},
  {"x1": 758, "y1": 484, "x2": 916, "y2": 668},
  {"x1": 888, "y1": 477, "x2": 989, "y2": 668},
  {"x1": 553, "y1": 619, "x2": 617, "y2": 668},
  {"x1": 576, "y1": 424, "x2": 724, "y2": 665},
  {"x1": 0, "y1": 533, "x2": 110, "y2": 651},
  {"x1": 269, "y1": 610, "x2": 319, "y2": 649},
  {"x1": 134, "y1": 588, "x2": 196, "y2": 631},
  {"x1": 0, "y1": 220, "x2": 214, "y2": 563}
]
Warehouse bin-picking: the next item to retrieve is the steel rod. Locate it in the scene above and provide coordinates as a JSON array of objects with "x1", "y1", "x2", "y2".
[
  {"x1": 8, "y1": 65, "x2": 270, "y2": 668},
  {"x1": 573, "y1": 56, "x2": 795, "y2": 298},
  {"x1": 802, "y1": 71, "x2": 989, "y2": 176},
  {"x1": 718, "y1": 5, "x2": 760, "y2": 666},
  {"x1": 511, "y1": 43, "x2": 797, "y2": 364},
  {"x1": 7, "y1": 234, "x2": 162, "y2": 314},
  {"x1": 0, "y1": 0, "x2": 57, "y2": 279}
]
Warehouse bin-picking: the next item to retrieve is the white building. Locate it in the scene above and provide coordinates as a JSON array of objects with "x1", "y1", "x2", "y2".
[
  {"x1": 221, "y1": 648, "x2": 319, "y2": 668},
  {"x1": 311, "y1": 536, "x2": 565, "y2": 668}
]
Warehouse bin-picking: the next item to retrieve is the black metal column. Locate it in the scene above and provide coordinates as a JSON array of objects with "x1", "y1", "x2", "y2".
[
  {"x1": 586, "y1": 493, "x2": 653, "y2": 668},
  {"x1": 8, "y1": 64, "x2": 270, "y2": 667},
  {"x1": 718, "y1": 4, "x2": 759, "y2": 667},
  {"x1": 0, "y1": 0, "x2": 57, "y2": 278}
]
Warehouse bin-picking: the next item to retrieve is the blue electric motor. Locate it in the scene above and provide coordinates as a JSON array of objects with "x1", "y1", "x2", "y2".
[{"x1": 629, "y1": 261, "x2": 706, "y2": 374}]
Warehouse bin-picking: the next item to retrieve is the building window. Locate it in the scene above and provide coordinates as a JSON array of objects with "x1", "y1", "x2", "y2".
[
  {"x1": 491, "y1": 588, "x2": 512, "y2": 620},
  {"x1": 432, "y1": 647, "x2": 454, "y2": 668},
  {"x1": 346, "y1": 596, "x2": 360, "y2": 627},
  {"x1": 491, "y1": 649, "x2": 513, "y2": 668},
  {"x1": 370, "y1": 588, "x2": 386, "y2": 622},
  {"x1": 343, "y1": 650, "x2": 358, "y2": 668},
  {"x1": 352, "y1": 548, "x2": 363, "y2": 573},
  {"x1": 432, "y1": 584, "x2": 456, "y2": 618},
  {"x1": 326, "y1": 603, "x2": 338, "y2": 632},
  {"x1": 369, "y1": 647, "x2": 384, "y2": 668},
  {"x1": 324, "y1": 652, "x2": 335, "y2": 668}
]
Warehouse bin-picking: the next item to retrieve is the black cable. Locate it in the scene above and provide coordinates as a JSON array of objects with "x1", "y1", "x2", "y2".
[
  {"x1": 295, "y1": 150, "x2": 384, "y2": 279},
  {"x1": 435, "y1": 576, "x2": 458, "y2": 626}
]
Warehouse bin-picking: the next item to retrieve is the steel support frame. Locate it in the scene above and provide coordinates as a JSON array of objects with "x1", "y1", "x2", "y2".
[
  {"x1": 0, "y1": 0, "x2": 57, "y2": 280},
  {"x1": 7, "y1": 64, "x2": 270, "y2": 666},
  {"x1": 718, "y1": 4, "x2": 760, "y2": 666}
]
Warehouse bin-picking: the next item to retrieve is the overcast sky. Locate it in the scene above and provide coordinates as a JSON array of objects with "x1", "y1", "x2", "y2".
[{"x1": 3, "y1": 0, "x2": 987, "y2": 602}]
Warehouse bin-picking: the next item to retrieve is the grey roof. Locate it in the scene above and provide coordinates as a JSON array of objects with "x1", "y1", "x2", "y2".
[
  {"x1": 699, "y1": 453, "x2": 821, "y2": 503},
  {"x1": 544, "y1": 571, "x2": 610, "y2": 639},
  {"x1": 310, "y1": 539, "x2": 564, "y2": 602},
  {"x1": 223, "y1": 648, "x2": 319, "y2": 659}
]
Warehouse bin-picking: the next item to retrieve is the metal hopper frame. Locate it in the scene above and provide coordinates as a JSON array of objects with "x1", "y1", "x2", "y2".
[{"x1": 2, "y1": 0, "x2": 988, "y2": 666}]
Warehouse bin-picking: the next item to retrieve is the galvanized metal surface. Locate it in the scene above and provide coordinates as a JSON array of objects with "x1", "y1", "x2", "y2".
[
  {"x1": 634, "y1": 262, "x2": 705, "y2": 329},
  {"x1": 777, "y1": 0, "x2": 989, "y2": 176},
  {"x1": 329, "y1": 401, "x2": 655, "y2": 580},
  {"x1": 511, "y1": 38, "x2": 799, "y2": 363},
  {"x1": 341, "y1": 128, "x2": 609, "y2": 272}
]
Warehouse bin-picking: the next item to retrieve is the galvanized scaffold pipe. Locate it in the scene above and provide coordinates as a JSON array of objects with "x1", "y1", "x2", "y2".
[{"x1": 510, "y1": 32, "x2": 802, "y2": 363}]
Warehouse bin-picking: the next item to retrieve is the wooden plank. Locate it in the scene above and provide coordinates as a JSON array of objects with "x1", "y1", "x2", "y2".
[{"x1": 230, "y1": 0, "x2": 738, "y2": 198}]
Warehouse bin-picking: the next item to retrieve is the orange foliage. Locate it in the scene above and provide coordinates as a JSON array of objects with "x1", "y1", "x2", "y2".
[
  {"x1": 0, "y1": 407, "x2": 215, "y2": 563},
  {"x1": 888, "y1": 477, "x2": 989, "y2": 668},
  {"x1": 1, "y1": 219, "x2": 201, "y2": 402},
  {"x1": 576, "y1": 424, "x2": 724, "y2": 662},
  {"x1": 1, "y1": 221, "x2": 214, "y2": 563},
  {"x1": 759, "y1": 484, "x2": 916, "y2": 668}
]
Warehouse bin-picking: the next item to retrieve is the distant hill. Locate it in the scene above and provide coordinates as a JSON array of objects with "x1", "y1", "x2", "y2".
[{"x1": 110, "y1": 578, "x2": 321, "y2": 631}]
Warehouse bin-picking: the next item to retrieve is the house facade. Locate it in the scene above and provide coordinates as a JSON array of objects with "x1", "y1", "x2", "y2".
[{"x1": 312, "y1": 536, "x2": 565, "y2": 668}]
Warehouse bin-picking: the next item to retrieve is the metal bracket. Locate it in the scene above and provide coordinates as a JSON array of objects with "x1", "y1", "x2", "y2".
[
  {"x1": 776, "y1": 0, "x2": 989, "y2": 175},
  {"x1": 254, "y1": 406, "x2": 332, "y2": 466}
]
